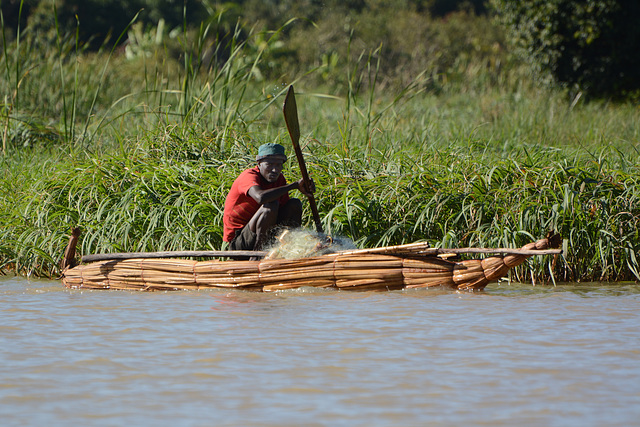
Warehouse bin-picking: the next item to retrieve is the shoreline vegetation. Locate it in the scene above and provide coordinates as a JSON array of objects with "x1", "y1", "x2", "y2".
[{"x1": 1, "y1": 3, "x2": 638, "y2": 284}]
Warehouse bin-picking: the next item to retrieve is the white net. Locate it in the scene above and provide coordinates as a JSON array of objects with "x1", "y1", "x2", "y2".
[{"x1": 264, "y1": 229, "x2": 357, "y2": 259}]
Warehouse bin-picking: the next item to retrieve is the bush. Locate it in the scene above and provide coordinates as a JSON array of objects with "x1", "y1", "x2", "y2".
[
  {"x1": 491, "y1": 0, "x2": 640, "y2": 100},
  {"x1": 21, "y1": 0, "x2": 207, "y2": 49},
  {"x1": 286, "y1": 8, "x2": 507, "y2": 92}
]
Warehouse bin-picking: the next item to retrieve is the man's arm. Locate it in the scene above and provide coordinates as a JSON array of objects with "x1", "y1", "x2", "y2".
[{"x1": 247, "y1": 178, "x2": 314, "y2": 205}]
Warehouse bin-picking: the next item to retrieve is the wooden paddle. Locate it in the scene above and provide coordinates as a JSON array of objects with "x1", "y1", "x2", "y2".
[{"x1": 283, "y1": 85, "x2": 323, "y2": 233}]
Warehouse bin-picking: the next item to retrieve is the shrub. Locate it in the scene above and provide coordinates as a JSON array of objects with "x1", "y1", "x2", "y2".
[
  {"x1": 20, "y1": 0, "x2": 207, "y2": 49},
  {"x1": 491, "y1": 0, "x2": 640, "y2": 100}
]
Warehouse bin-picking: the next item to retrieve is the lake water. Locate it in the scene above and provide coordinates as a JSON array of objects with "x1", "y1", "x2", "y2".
[{"x1": 1, "y1": 276, "x2": 639, "y2": 426}]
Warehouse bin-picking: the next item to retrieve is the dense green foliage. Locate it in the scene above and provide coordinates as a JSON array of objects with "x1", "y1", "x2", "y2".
[
  {"x1": 5, "y1": 0, "x2": 639, "y2": 99},
  {"x1": 491, "y1": 0, "x2": 640, "y2": 99},
  {"x1": 2, "y1": 124, "x2": 639, "y2": 283},
  {"x1": 3, "y1": 0, "x2": 507, "y2": 93},
  {"x1": 2, "y1": 0, "x2": 486, "y2": 38},
  {"x1": 1, "y1": 2, "x2": 639, "y2": 285},
  {"x1": 2, "y1": 0, "x2": 205, "y2": 41}
]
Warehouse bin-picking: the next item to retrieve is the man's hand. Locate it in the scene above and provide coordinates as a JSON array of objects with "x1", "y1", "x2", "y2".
[{"x1": 296, "y1": 178, "x2": 315, "y2": 197}]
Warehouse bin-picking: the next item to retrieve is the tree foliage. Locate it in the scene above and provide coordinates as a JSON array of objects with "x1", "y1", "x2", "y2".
[
  {"x1": 491, "y1": 0, "x2": 640, "y2": 99},
  {"x1": 3, "y1": 0, "x2": 207, "y2": 47},
  {"x1": 1, "y1": 0, "x2": 502, "y2": 93}
]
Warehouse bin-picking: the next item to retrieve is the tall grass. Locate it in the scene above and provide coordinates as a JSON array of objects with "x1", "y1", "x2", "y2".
[
  {"x1": 3, "y1": 133, "x2": 638, "y2": 282},
  {"x1": 0, "y1": 9, "x2": 638, "y2": 283}
]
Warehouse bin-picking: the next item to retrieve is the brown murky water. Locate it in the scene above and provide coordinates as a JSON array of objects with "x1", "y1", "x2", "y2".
[{"x1": 1, "y1": 276, "x2": 639, "y2": 426}]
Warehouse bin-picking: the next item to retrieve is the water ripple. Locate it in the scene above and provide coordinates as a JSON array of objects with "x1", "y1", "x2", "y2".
[{"x1": 1, "y1": 277, "x2": 639, "y2": 426}]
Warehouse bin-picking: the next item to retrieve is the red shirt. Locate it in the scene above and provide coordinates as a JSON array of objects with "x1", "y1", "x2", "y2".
[{"x1": 223, "y1": 167, "x2": 290, "y2": 242}]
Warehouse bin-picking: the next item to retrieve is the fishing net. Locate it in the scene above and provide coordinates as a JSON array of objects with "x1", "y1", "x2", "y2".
[{"x1": 264, "y1": 229, "x2": 357, "y2": 259}]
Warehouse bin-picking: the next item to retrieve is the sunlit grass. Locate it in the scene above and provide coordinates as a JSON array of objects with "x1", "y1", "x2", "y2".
[
  {"x1": 2, "y1": 131, "x2": 637, "y2": 282},
  {"x1": 0, "y1": 12, "x2": 638, "y2": 283}
]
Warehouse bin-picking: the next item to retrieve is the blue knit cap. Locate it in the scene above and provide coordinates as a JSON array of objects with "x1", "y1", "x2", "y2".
[{"x1": 256, "y1": 143, "x2": 287, "y2": 162}]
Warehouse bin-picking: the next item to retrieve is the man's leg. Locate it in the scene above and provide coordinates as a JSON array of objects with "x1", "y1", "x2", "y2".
[
  {"x1": 248, "y1": 200, "x2": 280, "y2": 250},
  {"x1": 277, "y1": 198, "x2": 303, "y2": 227},
  {"x1": 242, "y1": 198, "x2": 303, "y2": 252}
]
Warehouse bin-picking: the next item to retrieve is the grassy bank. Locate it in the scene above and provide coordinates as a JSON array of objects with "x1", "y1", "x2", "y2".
[
  {"x1": 1, "y1": 14, "x2": 638, "y2": 284},
  {"x1": 2, "y1": 117, "x2": 638, "y2": 283}
]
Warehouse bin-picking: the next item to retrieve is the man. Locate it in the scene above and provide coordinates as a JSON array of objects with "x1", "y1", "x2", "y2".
[{"x1": 223, "y1": 143, "x2": 314, "y2": 252}]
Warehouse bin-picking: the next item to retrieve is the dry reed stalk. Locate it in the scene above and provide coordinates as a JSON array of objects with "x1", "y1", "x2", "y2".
[
  {"x1": 136, "y1": 276, "x2": 197, "y2": 286},
  {"x1": 139, "y1": 259, "x2": 198, "y2": 272},
  {"x1": 262, "y1": 279, "x2": 336, "y2": 291},
  {"x1": 195, "y1": 275, "x2": 261, "y2": 286},
  {"x1": 91, "y1": 275, "x2": 147, "y2": 284},
  {"x1": 257, "y1": 270, "x2": 335, "y2": 283},
  {"x1": 72, "y1": 261, "x2": 109, "y2": 271},
  {"x1": 333, "y1": 268, "x2": 404, "y2": 280},
  {"x1": 92, "y1": 279, "x2": 140, "y2": 288},
  {"x1": 334, "y1": 277, "x2": 385, "y2": 287},
  {"x1": 504, "y1": 244, "x2": 537, "y2": 265},
  {"x1": 196, "y1": 278, "x2": 263, "y2": 289},
  {"x1": 197, "y1": 272, "x2": 263, "y2": 282},
  {"x1": 503, "y1": 254, "x2": 527, "y2": 268},
  {"x1": 336, "y1": 254, "x2": 406, "y2": 262},
  {"x1": 199, "y1": 270, "x2": 261, "y2": 280},
  {"x1": 62, "y1": 278, "x2": 81, "y2": 287},
  {"x1": 456, "y1": 277, "x2": 489, "y2": 291},
  {"x1": 329, "y1": 242, "x2": 431, "y2": 256},
  {"x1": 402, "y1": 271, "x2": 457, "y2": 279},
  {"x1": 405, "y1": 278, "x2": 452, "y2": 287},
  {"x1": 266, "y1": 266, "x2": 338, "y2": 277},
  {"x1": 452, "y1": 260, "x2": 485, "y2": 284},
  {"x1": 481, "y1": 257, "x2": 510, "y2": 281},
  {"x1": 258, "y1": 264, "x2": 336, "y2": 276},
  {"x1": 99, "y1": 275, "x2": 149, "y2": 284},
  {"x1": 105, "y1": 269, "x2": 193, "y2": 283},
  {"x1": 113, "y1": 278, "x2": 188, "y2": 289},
  {"x1": 195, "y1": 276, "x2": 261, "y2": 285},
  {"x1": 196, "y1": 282, "x2": 257, "y2": 289},
  {"x1": 333, "y1": 259, "x2": 404, "y2": 269},
  {"x1": 258, "y1": 257, "x2": 332, "y2": 271},
  {"x1": 404, "y1": 276, "x2": 456, "y2": 288},
  {"x1": 138, "y1": 284, "x2": 188, "y2": 291},
  {"x1": 336, "y1": 279, "x2": 406, "y2": 291},
  {"x1": 196, "y1": 259, "x2": 248, "y2": 268},
  {"x1": 426, "y1": 248, "x2": 561, "y2": 256},
  {"x1": 194, "y1": 260, "x2": 260, "y2": 274},
  {"x1": 401, "y1": 257, "x2": 455, "y2": 270}
]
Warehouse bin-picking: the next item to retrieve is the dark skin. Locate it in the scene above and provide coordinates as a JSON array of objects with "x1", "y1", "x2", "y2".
[{"x1": 246, "y1": 156, "x2": 315, "y2": 251}]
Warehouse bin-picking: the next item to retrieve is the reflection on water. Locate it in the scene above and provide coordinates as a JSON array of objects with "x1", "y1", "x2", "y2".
[{"x1": 1, "y1": 276, "x2": 639, "y2": 426}]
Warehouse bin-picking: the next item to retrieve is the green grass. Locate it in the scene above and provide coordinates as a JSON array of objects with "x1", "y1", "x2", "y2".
[{"x1": 0, "y1": 13, "x2": 638, "y2": 284}]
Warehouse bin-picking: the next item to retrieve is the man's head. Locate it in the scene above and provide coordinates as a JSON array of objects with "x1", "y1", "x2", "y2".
[{"x1": 256, "y1": 143, "x2": 287, "y2": 183}]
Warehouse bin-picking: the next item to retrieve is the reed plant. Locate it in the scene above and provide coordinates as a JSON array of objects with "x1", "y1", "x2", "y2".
[
  {"x1": 3, "y1": 130, "x2": 638, "y2": 282},
  {"x1": 0, "y1": 7, "x2": 638, "y2": 285}
]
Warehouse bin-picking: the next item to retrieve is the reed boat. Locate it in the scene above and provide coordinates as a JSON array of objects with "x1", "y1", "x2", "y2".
[{"x1": 60, "y1": 230, "x2": 562, "y2": 292}]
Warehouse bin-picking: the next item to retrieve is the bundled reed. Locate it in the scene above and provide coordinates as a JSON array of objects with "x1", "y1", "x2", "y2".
[{"x1": 61, "y1": 234, "x2": 562, "y2": 292}]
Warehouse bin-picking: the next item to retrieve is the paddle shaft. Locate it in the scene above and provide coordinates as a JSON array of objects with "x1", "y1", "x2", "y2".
[
  {"x1": 283, "y1": 86, "x2": 323, "y2": 233},
  {"x1": 292, "y1": 140, "x2": 323, "y2": 233}
]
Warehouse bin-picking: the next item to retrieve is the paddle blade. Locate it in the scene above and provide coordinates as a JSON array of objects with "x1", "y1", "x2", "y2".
[
  {"x1": 283, "y1": 85, "x2": 300, "y2": 145},
  {"x1": 282, "y1": 85, "x2": 324, "y2": 233}
]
